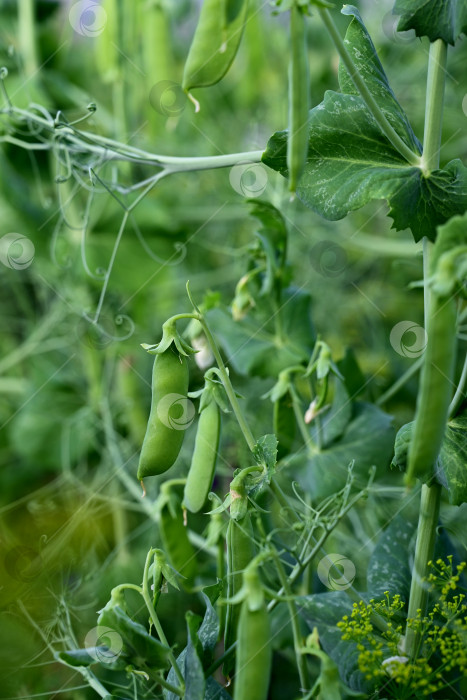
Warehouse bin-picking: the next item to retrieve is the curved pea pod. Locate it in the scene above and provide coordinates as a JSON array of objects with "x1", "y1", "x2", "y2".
[
  {"x1": 182, "y1": 0, "x2": 249, "y2": 93},
  {"x1": 223, "y1": 486, "x2": 256, "y2": 676},
  {"x1": 184, "y1": 399, "x2": 221, "y2": 513},
  {"x1": 137, "y1": 347, "x2": 190, "y2": 481},
  {"x1": 405, "y1": 295, "x2": 457, "y2": 487},
  {"x1": 287, "y1": 4, "x2": 310, "y2": 193},
  {"x1": 233, "y1": 567, "x2": 271, "y2": 700},
  {"x1": 273, "y1": 394, "x2": 296, "y2": 460},
  {"x1": 158, "y1": 490, "x2": 197, "y2": 586}
]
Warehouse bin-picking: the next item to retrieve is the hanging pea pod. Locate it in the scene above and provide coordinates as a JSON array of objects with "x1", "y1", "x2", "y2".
[
  {"x1": 137, "y1": 345, "x2": 190, "y2": 480},
  {"x1": 233, "y1": 561, "x2": 272, "y2": 700},
  {"x1": 405, "y1": 296, "x2": 457, "y2": 487},
  {"x1": 143, "y1": 0, "x2": 171, "y2": 87},
  {"x1": 184, "y1": 397, "x2": 221, "y2": 513},
  {"x1": 157, "y1": 482, "x2": 197, "y2": 586},
  {"x1": 182, "y1": 0, "x2": 249, "y2": 94},
  {"x1": 405, "y1": 216, "x2": 467, "y2": 487},
  {"x1": 273, "y1": 394, "x2": 296, "y2": 460},
  {"x1": 223, "y1": 473, "x2": 256, "y2": 677},
  {"x1": 287, "y1": 3, "x2": 310, "y2": 193}
]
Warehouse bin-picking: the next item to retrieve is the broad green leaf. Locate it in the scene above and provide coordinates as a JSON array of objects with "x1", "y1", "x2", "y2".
[
  {"x1": 293, "y1": 402, "x2": 395, "y2": 500},
  {"x1": 262, "y1": 7, "x2": 467, "y2": 242},
  {"x1": 436, "y1": 413, "x2": 467, "y2": 506},
  {"x1": 317, "y1": 376, "x2": 352, "y2": 446},
  {"x1": 253, "y1": 434, "x2": 278, "y2": 471},
  {"x1": 366, "y1": 515, "x2": 415, "y2": 600},
  {"x1": 204, "y1": 678, "x2": 232, "y2": 700},
  {"x1": 391, "y1": 421, "x2": 413, "y2": 471},
  {"x1": 336, "y1": 348, "x2": 366, "y2": 399},
  {"x1": 57, "y1": 648, "x2": 99, "y2": 668},
  {"x1": 95, "y1": 605, "x2": 171, "y2": 670},
  {"x1": 391, "y1": 414, "x2": 467, "y2": 505},
  {"x1": 248, "y1": 199, "x2": 288, "y2": 279},
  {"x1": 298, "y1": 513, "x2": 415, "y2": 693},
  {"x1": 197, "y1": 593, "x2": 220, "y2": 667},
  {"x1": 164, "y1": 596, "x2": 223, "y2": 700},
  {"x1": 184, "y1": 612, "x2": 205, "y2": 700},
  {"x1": 206, "y1": 287, "x2": 315, "y2": 378},
  {"x1": 338, "y1": 7, "x2": 420, "y2": 154},
  {"x1": 394, "y1": 0, "x2": 467, "y2": 45},
  {"x1": 297, "y1": 593, "x2": 373, "y2": 693}
]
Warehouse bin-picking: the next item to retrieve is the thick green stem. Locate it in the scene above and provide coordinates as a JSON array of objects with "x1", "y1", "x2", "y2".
[
  {"x1": 403, "y1": 483, "x2": 441, "y2": 658},
  {"x1": 18, "y1": 0, "x2": 38, "y2": 78},
  {"x1": 421, "y1": 40, "x2": 448, "y2": 173},
  {"x1": 318, "y1": 9, "x2": 421, "y2": 166},
  {"x1": 404, "y1": 38, "x2": 448, "y2": 658}
]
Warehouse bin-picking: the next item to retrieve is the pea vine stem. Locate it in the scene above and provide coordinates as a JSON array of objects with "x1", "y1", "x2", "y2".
[
  {"x1": 270, "y1": 547, "x2": 311, "y2": 693},
  {"x1": 403, "y1": 38, "x2": 448, "y2": 660},
  {"x1": 195, "y1": 314, "x2": 257, "y2": 453},
  {"x1": 318, "y1": 8, "x2": 421, "y2": 167},
  {"x1": 141, "y1": 549, "x2": 185, "y2": 690}
]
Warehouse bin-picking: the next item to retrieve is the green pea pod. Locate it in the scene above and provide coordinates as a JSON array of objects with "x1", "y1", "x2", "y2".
[
  {"x1": 223, "y1": 486, "x2": 256, "y2": 676},
  {"x1": 182, "y1": 0, "x2": 249, "y2": 93},
  {"x1": 137, "y1": 347, "x2": 190, "y2": 481},
  {"x1": 405, "y1": 295, "x2": 457, "y2": 486},
  {"x1": 233, "y1": 567, "x2": 271, "y2": 700},
  {"x1": 287, "y1": 4, "x2": 310, "y2": 193},
  {"x1": 273, "y1": 394, "x2": 296, "y2": 460},
  {"x1": 184, "y1": 400, "x2": 221, "y2": 513},
  {"x1": 159, "y1": 492, "x2": 197, "y2": 585}
]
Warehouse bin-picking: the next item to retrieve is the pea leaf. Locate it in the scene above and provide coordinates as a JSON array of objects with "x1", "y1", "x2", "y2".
[
  {"x1": 317, "y1": 376, "x2": 352, "y2": 446},
  {"x1": 298, "y1": 514, "x2": 415, "y2": 693},
  {"x1": 436, "y1": 413, "x2": 467, "y2": 506},
  {"x1": 293, "y1": 402, "x2": 395, "y2": 501},
  {"x1": 262, "y1": 6, "x2": 467, "y2": 242},
  {"x1": 298, "y1": 593, "x2": 372, "y2": 693},
  {"x1": 57, "y1": 648, "x2": 101, "y2": 668},
  {"x1": 206, "y1": 287, "x2": 315, "y2": 378},
  {"x1": 164, "y1": 598, "x2": 227, "y2": 700},
  {"x1": 95, "y1": 605, "x2": 171, "y2": 670},
  {"x1": 254, "y1": 434, "x2": 278, "y2": 472},
  {"x1": 366, "y1": 515, "x2": 416, "y2": 599},
  {"x1": 184, "y1": 613, "x2": 205, "y2": 700},
  {"x1": 195, "y1": 593, "x2": 220, "y2": 670},
  {"x1": 391, "y1": 413, "x2": 467, "y2": 506},
  {"x1": 394, "y1": 0, "x2": 467, "y2": 45}
]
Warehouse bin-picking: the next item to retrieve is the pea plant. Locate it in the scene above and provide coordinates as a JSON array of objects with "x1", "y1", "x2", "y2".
[{"x1": 1, "y1": 1, "x2": 467, "y2": 699}]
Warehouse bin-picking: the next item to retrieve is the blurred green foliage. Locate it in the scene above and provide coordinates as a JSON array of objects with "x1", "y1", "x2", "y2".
[{"x1": 0, "y1": 1, "x2": 466, "y2": 698}]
